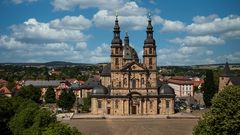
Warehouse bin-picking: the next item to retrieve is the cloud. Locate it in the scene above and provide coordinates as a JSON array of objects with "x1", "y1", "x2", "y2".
[
  {"x1": 186, "y1": 14, "x2": 240, "y2": 35},
  {"x1": 220, "y1": 30, "x2": 240, "y2": 39},
  {"x1": 51, "y1": 0, "x2": 123, "y2": 11},
  {"x1": 217, "y1": 52, "x2": 240, "y2": 63},
  {"x1": 152, "y1": 16, "x2": 185, "y2": 32},
  {"x1": 11, "y1": 0, "x2": 37, "y2": 4},
  {"x1": 49, "y1": 15, "x2": 92, "y2": 30},
  {"x1": 92, "y1": 2, "x2": 148, "y2": 30},
  {"x1": 75, "y1": 42, "x2": 87, "y2": 50},
  {"x1": 169, "y1": 35, "x2": 225, "y2": 46},
  {"x1": 10, "y1": 18, "x2": 89, "y2": 43},
  {"x1": 157, "y1": 46, "x2": 215, "y2": 66},
  {"x1": 160, "y1": 20, "x2": 185, "y2": 32},
  {"x1": 192, "y1": 14, "x2": 219, "y2": 24},
  {"x1": 0, "y1": 35, "x2": 27, "y2": 49}
]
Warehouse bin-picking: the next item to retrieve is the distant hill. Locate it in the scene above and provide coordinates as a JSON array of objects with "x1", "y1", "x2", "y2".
[{"x1": 0, "y1": 61, "x2": 94, "y2": 67}]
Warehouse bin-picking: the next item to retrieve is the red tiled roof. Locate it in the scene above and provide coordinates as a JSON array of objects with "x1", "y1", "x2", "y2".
[
  {"x1": 0, "y1": 79, "x2": 8, "y2": 84},
  {"x1": 170, "y1": 76, "x2": 190, "y2": 81},
  {"x1": 0, "y1": 86, "x2": 11, "y2": 94},
  {"x1": 168, "y1": 79, "x2": 193, "y2": 85}
]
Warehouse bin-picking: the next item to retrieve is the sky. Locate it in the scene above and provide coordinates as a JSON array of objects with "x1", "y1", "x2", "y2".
[{"x1": 0, "y1": 0, "x2": 240, "y2": 66}]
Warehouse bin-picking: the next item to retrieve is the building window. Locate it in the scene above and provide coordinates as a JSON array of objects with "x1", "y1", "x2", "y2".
[
  {"x1": 150, "y1": 101, "x2": 153, "y2": 109},
  {"x1": 115, "y1": 58, "x2": 119, "y2": 65},
  {"x1": 115, "y1": 100, "x2": 119, "y2": 109},
  {"x1": 124, "y1": 78, "x2": 127, "y2": 86},
  {"x1": 131, "y1": 79, "x2": 136, "y2": 88},
  {"x1": 118, "y1": 81, "x2": 121, "y2": 87},
  {"x1": 149, "y1": 48, "x2": 152, "y2": 54},
  {"x1": 97, "y1": 100, "x2": 102, "y2": 109},
  {"x1": 141, "y1": 78, "x2": 144, "y2": 85},
  {"x1": 149, "y1": 58, "x2": 152, "y2": 65},
  {"x1": 166, "y1": 100, "x2": 170, "y2": 109},
  {"x1": 115, "y1": 48, "x2": 119, "y2": 54}
]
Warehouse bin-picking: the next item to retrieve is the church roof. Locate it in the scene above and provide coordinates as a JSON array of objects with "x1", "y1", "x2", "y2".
[
  {"x1": 221, "y1": 62, "x2": 232, "y2": 77},
  {"x1": 228, "y1": 76, "x2": 240, "y2": 85},
  {"x1": 80, "y1": 78, "x2": 100, "y2": 89},
  {"x1": 100, "y1": 63, "x2": 111, "y2": 76},
  {"x1": 92, "y1": 85, "x2": 108, "y2": 95},
  {"x1": 123, "y1": 45, "x2": 139, "y2": 62},
  {"x1": 158, "y1": 83, "x2": 175, "y2": 96},
  {"x1": 24, "y1": 80, "x2": 61, "y2": 87}
]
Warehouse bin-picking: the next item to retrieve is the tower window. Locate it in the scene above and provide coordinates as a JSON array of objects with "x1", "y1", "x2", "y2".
[
  {"x1": 116, "y1": 58, "x2": 119, "y2": 65},
  {"x1": 115, "y1": 48, "x2": 119, "y2": 54},
  {"x1": 149, "y1": 58, "x2": 152, "y2": 65},
  {"x1": 149, "y1": 48, "x2": 152, "y2": 54}
]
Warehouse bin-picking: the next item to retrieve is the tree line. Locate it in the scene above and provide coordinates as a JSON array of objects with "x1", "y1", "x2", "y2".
[{"x1": 0, "y1": 85, "x2": 81, "y2": 135}]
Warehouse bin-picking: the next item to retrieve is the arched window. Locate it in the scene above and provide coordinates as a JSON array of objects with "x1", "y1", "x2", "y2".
[
  {"x1": 150, "y1": 101, "x2": 153, "y2": 109},
  {"x1": 149, "y1": 58, "x2": 152, "y2": 65},
  {"x1": 149, "y1": 48, "x2": 152, "y2": 54},
  {"x1": 131, "y1": 79, "x2": 136, "y2": 88},
  {"x1": 141, "y1": 78, "x2": 144, "y2": 85},
  {"x1": 115, "y1": 58, "x2": 119, "y2": 65},
  {"x1": 118, "y1": 81, "x2": 121, "y2": 87},
  {"x1": 124, "y1": 78, "x2": 127, "y2": 86},
  {"x1": 97, "y1": 100, "x2": 102, "y2": 108},
  {"x1": 166, "y1": 100, "x2": 170, "y2": 109},
  {"x1": 115, "y1": 100, "x2": 119, "y2": 109}
]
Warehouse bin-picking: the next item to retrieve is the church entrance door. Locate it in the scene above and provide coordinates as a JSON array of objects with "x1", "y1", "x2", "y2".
[{"x1": 132, "y1": 106, "x2": 137, "y2": 114}]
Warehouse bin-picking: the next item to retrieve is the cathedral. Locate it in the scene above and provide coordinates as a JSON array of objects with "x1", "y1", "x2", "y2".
[{"x1": 90, "y1": 15, "x2": 175, "y2": 115}]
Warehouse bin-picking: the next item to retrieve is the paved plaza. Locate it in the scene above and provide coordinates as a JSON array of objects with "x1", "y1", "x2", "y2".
[{"x1": 63, "y1": 118, "x2": 198, "y2": 135}]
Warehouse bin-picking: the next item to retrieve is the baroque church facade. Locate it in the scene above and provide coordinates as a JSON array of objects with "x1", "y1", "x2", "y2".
[{"x1": 90, "y1": 15, "x2": 175, "y2": 115}]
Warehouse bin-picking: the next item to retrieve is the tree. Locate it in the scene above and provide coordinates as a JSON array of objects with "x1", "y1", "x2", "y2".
[
  {"x1": 201, "y1": 70, "x2": 217, "y2": 107},
  {"x1": 43, "y1": 123, "x2": 81, "y2": 135},
  {"x1": 6, "y1": 81, "x2": 15, "y2": 92},
  {"x1": 57, "y1": 90, "x2": 76, "y2": 111},
  {"x1": 8, "y1": 100, "x2": 56, "y2": 135},
  {"x1": 8, "y1": 100, "x2": 40, "y2": 135},
  {"x1": 45, "y1": 86, "x2": 56, "y2": 103},
  {"x1": 82, "y1": 93, "x2": 91, "y2": 112},
  {"x1": 0, "y1": 96, "x2": 14, "y2": 135},
  {"x1": 17, "y1": 85, "x2": 41, "y2": 103},
  {"x1": 193, "y1": 86, "x2": 240, "y2": 134}
]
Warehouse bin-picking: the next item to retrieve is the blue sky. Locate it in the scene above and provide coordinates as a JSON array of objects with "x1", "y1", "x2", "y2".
[{"x1": 0, "y1": 0, "x2": 240, "y2": 65}]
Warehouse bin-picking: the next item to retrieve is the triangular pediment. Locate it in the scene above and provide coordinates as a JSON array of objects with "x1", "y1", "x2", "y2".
[{"x1": 121, "y1": 62, "x2": 146, "y2": 71}]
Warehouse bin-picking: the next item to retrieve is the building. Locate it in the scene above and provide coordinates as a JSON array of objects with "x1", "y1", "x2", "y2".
[
  {"x1": 167, "y1": 76, "x2": 194, "y2": 97},
  {"x1": 219, "y1": 61, "x2": 240, "y2": 91},
  {"x1": 0, "y1": 86, "x2": 11, "y2": 97},
  {"x1": 24, "y1": 80, "x2": 68, "y2": 101},
  {"x1": 90, "y1": 15, "x2": 175, "y2": 115}
]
